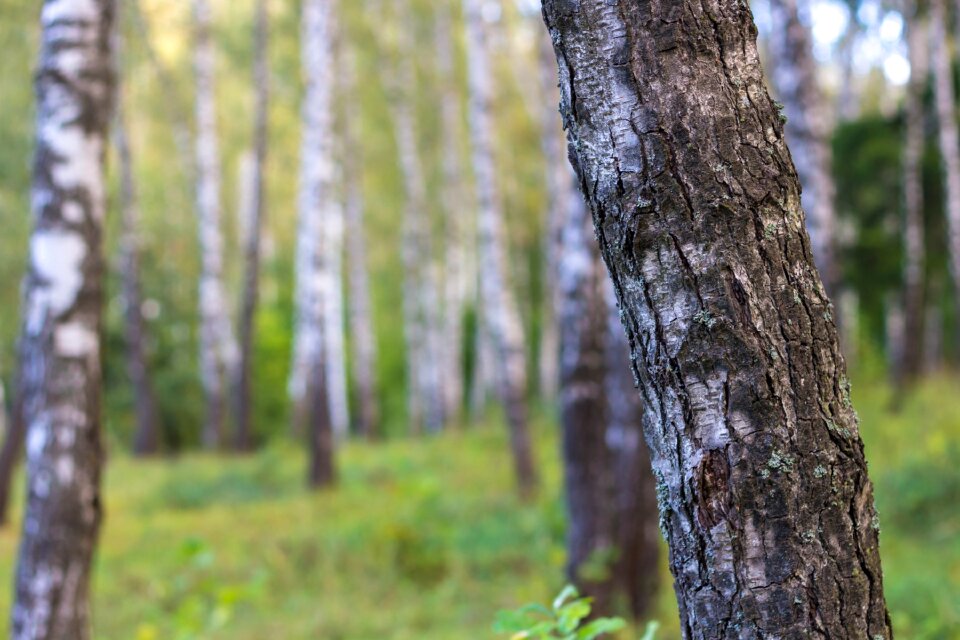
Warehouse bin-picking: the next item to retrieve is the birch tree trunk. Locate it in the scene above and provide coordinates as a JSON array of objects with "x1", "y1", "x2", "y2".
[
  {"x1": 342, "y1": 45, "x2": 379, "y2": 439},
  {"x1": 323, "y1": 183, "x2": 350, "y2": 440},
  {"x1": 537, "y1": 31, "x2": 569, "y2": 402},
  {"x1": 293, "y1": 0, "x2": 337, "y2": 483},
  {"x1": 464, "y1": 0, "x2": 537, "y2": 496},
  {"x1": 12, "y1": 0, "x2": 113, "y2": 635},
  {"x1": 231, "y1": 0, "x2": 269, "y2": 451},
  {"x1": 193, "y1": 0, "x2": 237, "y2": 449},
  {"x1": 541, "y1": 2, "x2": 891, "y2": 637},
  {"x1": 436, "y1": 3, "x2": 470, "y2": 423},
  {"x1": 899, "y1": 14, "x2": 929, "y2": 386},
  {"x1": 767, "y1": 0, "x2": 839, "y2": 299},
  {"x1": 116, "y1": 84, "x2": 161, "y2": 456},
  {"x1": 393, "y1": 0, "x2": 445, "y2": 433},
  {"x1": 932, "y1": 0, "x2": 960, "y2": 348}
]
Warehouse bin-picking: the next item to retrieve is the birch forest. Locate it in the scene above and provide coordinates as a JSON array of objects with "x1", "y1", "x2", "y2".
[{"x1": 0, "y1": 0, "x2": 958, "y2": 637}]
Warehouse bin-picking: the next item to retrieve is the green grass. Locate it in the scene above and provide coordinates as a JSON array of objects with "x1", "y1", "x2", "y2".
[{"x1": 0, "y1": 372, "x2": 955, "y2": 638}]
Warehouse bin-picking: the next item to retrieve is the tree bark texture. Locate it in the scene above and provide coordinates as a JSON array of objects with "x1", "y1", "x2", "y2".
[
  {"x1": 115, "y1": 87, "x2": 161, "y2": 456},
  {"x1": 341, "y1": 49, "x2": 379, "y2": 441},
  {"x1": 541, "y1": 2, "x2": 891, "y2": 637},
  {"x1": 233, "y1": 0, "x2": 269, "y2": 451},
  {"x1": 13, "y1": 0, "x2": 113, "y2": 636},
  {"x1": 899, "y1": 14, "x2": 929, "y2": 386},
  {"x1": 931, "y1": 0, "x2": 960, "y2": 347},
  {"x1": 292, "y1": 0, "x2": 339, "y2": 481},
  {"x1": 193, "y1": 0, "x2": 238, "y2": 449},
  {"x1": 766, "y1": 0, "x2": 839, "y2": 299},
  {"x1": 465, "y1": 0, "x2": 538, "y2": 496}
]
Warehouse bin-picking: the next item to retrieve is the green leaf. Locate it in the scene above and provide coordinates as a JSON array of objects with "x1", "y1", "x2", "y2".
[
  {"x1": 557, "y1": 600, "x2": 591, "y2": 633},
  {"x1": 553, "y1": 585, "x2": 579, "y2": 612},
  {"x1": 639, "y1": 621, "x2": 660, "y2": 640}
]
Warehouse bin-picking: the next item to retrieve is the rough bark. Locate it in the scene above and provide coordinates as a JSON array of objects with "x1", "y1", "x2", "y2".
[
  {"x1": 341, "y1": 44, "x2": 379, "y2": 439},
  {"x1": 292, "y1": 0, "x2": 339, "y2": 476},
  {"x1": 193, "y1": 0, "x2": 238, "y2": 449},
  {"x1": 12, "y1": 0, "x2": 113, "y2": 636},
  {"x1": 898, "y1": 14, "x2": 929, "y2": 386},
  {"x1": 392, "y1": 0, "x2": 445, "y2": 433},
  {"x1": 464, "y1": 0, "x2": 538, "y2": 496},
  {"x1": 436, "y1": 3, "x2": 470, "y2": 423},
  {"x1": 767, "y1": 0, "x2": 839, "y2": 300},
  {"x1": 115, "y1": 87, "x2": 161, "y2": 457},
  {"x1": 932, "y1": 0, "x2": 960, "y2": 349},
  {"x1": 538, "y1": 29, "x2": 571, "y2": 401},
  {"x1": 232, "y1": 0, "x2": 269, "y2": 451},
  {"x1": 541, "y1": 1, "x2": 891, "y2": 637}
]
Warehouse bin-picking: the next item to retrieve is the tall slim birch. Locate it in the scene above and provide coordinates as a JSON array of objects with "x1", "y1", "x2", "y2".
[
  {"x1": 193, "y1": 0, "x2": 237, "y2": 448},
  {"x1": 12, "y1": 0, "x2": 113, "y2": 635},
  {"x1": 463, "y1": 0, "x2": 537, "y2": 495}
]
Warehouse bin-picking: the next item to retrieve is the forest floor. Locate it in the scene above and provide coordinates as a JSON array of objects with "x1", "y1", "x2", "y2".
[{"x1": 0, "y1": 368, "x2": 956, "y2": 639}]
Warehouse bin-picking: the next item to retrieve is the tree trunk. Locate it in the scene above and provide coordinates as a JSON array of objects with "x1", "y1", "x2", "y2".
[
  {"x1": 537, "y1": 30, "x2": 570, "y2": 402},
  {"x1": 341, "y1": 44, "x2": 379, "y2": 439},
  {"x1": 932, "y1": 0, "x2": 960, "y2": 350},
  {"x1": 464, "y1": 0, "x2": 538, "y2": 497},
  {"x1": 193, "y1": 0, "x2": 237, "y2": 449},
  {"x1": 293, "y1": 0, "x2": 339, "y2": 481},
  {"x1": 232, "y1": 0, "x2": 269, "y2": 451},
  {"x1": 393, "y1": 0, "x2": 445, "y2": 433},
  {"x1": 767, "y1": 0, "x2": 839, "y2": 300},
  {"x1": 899, "y1": 13, "x2": 929, "y2": 386},
  {"x1": 541, "y1": 2, "x2": 891, "y2": 637},
  {"x1": 436, "y1": 3, "x2": 470, "y2": 423},
  {"x1": 12, "y1": 0, "x2": 113, "y2": 636},
  {"x1": 116, "y1": 86, "x2": 161, "y2": 457}
]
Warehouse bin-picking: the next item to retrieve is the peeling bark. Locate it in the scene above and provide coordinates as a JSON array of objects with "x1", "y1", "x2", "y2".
[
  {"x1": 465, "y1": 0, "x2": 538, "y2": 496},
  {"x1": 13, "y1": 0, "x2": 113, "y2": 636},
  {"x1": 541, "y1": 1, "x2": 891, "y2": 637},
  {"x1": 193, "y1": 0, "x2": 238, "y2": 449}
]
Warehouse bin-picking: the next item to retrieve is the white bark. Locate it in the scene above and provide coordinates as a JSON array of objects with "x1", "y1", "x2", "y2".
[
  {"x1": 463, "y1": 0, "x2": 537, "y2": 493},
  {"x1": 932, "y1": 0, "x2": 960, "y2": 337},
  {"x1": 193, "y1": 0, "x2": 237, "y2": 448}
]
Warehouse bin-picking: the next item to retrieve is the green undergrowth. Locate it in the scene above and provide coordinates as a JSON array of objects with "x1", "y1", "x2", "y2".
[{"x1": 0, "y1": 370, "x2": 955, "y2": 638}]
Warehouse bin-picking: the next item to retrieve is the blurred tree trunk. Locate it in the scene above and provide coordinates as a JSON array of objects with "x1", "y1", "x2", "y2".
[
  {"x1": 537, "y1": 31, "x2": 568, "y2": 402},
  {"x1": 342, "y1": 45, "x2": 379, "y2": 439},
  {"x1": 767, "y1": 0, "x2": 839, "y2": 299},
  {"x1": 324, "y1": 187, "x2": 350, "y2": 441},
  {"x1": 193, "y1": 0, "x2": 238, "y2": 449},
  {"x1": 393, "y1": 0, "x2": 445, "y2": 433},
  {"x1": 931, "y1": 0, "x2": 960, "y2": 352},
  {"x1": 899, "y1": 13, "x2": 929, "y2": 387},
  {"x1": 231, "y1": 0, "x2": 269, "y2": 451},
  {"x1": 12, "y1": 0, "x2": 113, "y2": 635},
  {"x1": 293, "y1": 0, "x2": 338, "y2": 482},
  {"x1": 464, "y1": 0, "x2": 537, "y2": 496},
  {"x1": 541, "y1": 2, "x2": 891, "y2": 637},
  {"x1": 116, "y1": 70, "x2": 161, "y2": 456},
  {"x1": 436, "y1": 4, "x2": 470, "y2": 423}
]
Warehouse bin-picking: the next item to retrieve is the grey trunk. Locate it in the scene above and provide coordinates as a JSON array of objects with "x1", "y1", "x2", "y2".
[
  {"x1": 541, "y1": 1, "x2": 891, "y2": 637},
  {"x1": 233, "y1": 0, "x2": 269, "y2": 451},
  {"x1": 464, "y1": 0, "x2": 538, "y2": 496},
  {"x1": 13, "y1": 0, "x2": 113, "y2": 636}
]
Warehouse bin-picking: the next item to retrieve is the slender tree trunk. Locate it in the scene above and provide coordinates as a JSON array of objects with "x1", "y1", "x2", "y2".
[
  {"x1": 899, "y1": 14, "x2": 929, "y2": 386},
  {"x1": 116, "y1": 89, "x2": 161, "y2": 457},
  {"x1": 464, "y1": 0, "x2": 537, "y2": 496},
  {"x1": 393, "y1": 0, "x2": 445, "y2": 433},
  {"x1": 232, "y1": 0, "x2": 269, "y2": 451},
  {"x1": 767, "y1": 0, "x2": 839, "y2": 300},
  {"x1": 541, "y1": 2, "x2": 891, "y2": 637},
  {"x1": 193, "y1": 0, "x2": 237, "y2": 449},
  {"x1": 12, "y1": 0, "x2": 113, "y2": 635},
  {"x1": 537, "y1": 31, "x2": 572, "y2": 403},
  {"x1": 0, "y1": 373, "x2": 24, "y2": 526},
  {"x1": 324, "y1": 190, "x2": 350, "y2": 440},
  {"x1": 293, "y1": 0, "x2": 338, "y2": 485},
  {"x1": 436, "y1": 4, "x2": 469, "y2": 423},
  {"x1": 932, "y1": 0, "x2": 960, "y2": 350},
  {"x1": 342, "y1": 45, "x2": 379, "y2": 439}
]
